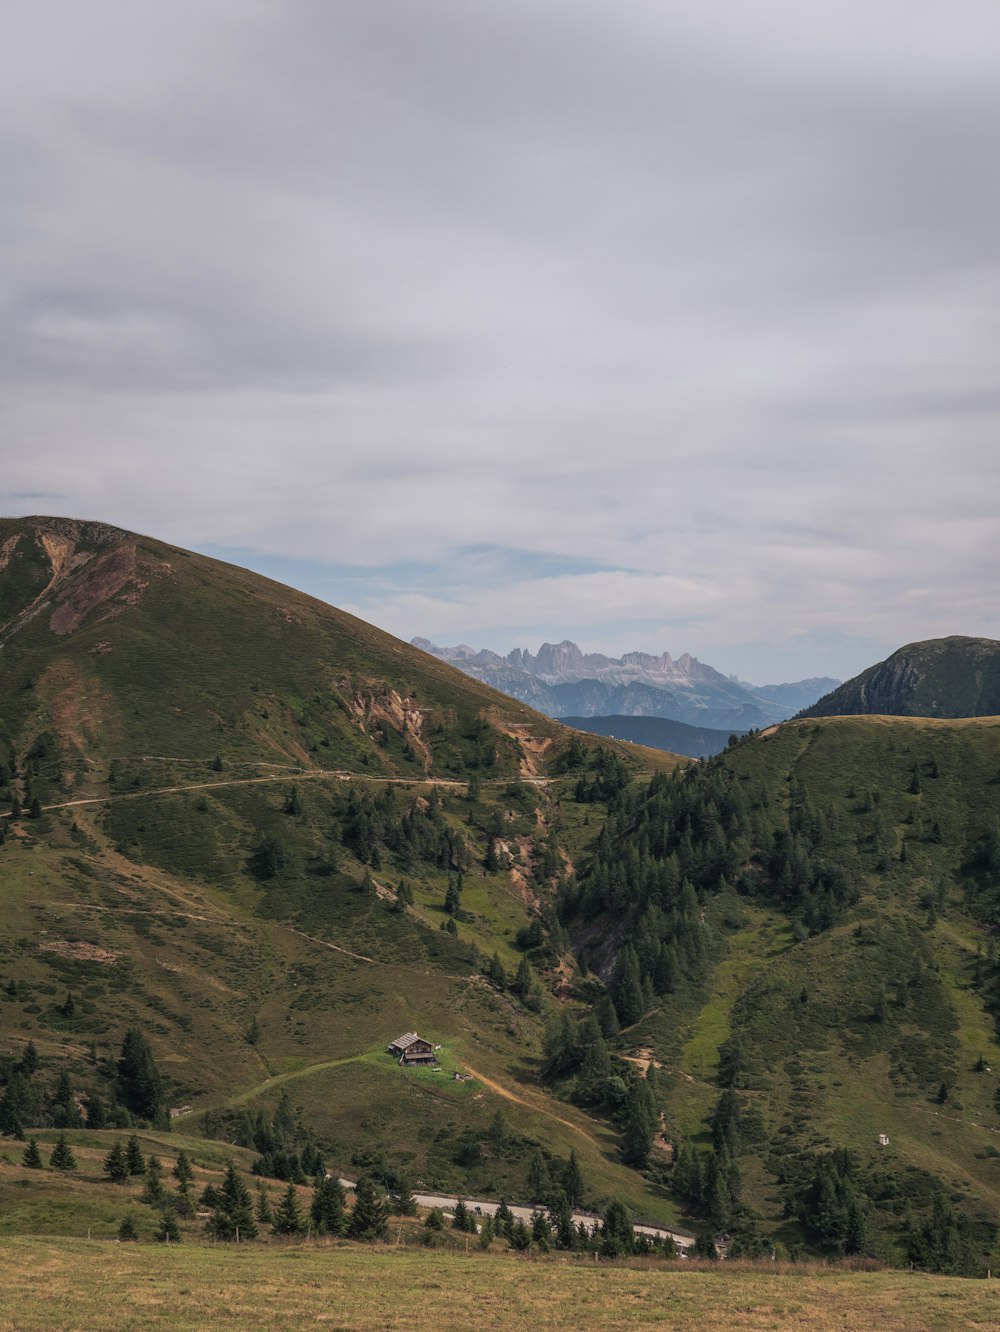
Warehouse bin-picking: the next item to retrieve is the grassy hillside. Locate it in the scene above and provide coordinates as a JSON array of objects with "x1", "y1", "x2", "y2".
[
  {"x1": 0, "y1": 516, "x2": 684, "y2": 1227},
  {"x1": 554, "y1": 716, "x2": 1000, "y2": 1267},
  {"x1": 3, "y1": 516, "x2": 1000, "y2": 1272},
  {"x1": 1, "y1": 1237, "x2": 996, "y2": 1331}
]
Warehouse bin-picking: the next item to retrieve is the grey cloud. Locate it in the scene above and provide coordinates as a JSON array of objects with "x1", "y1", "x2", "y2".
[{"x1": 2, "y1": 1, "x2": 999, "y2": 677}]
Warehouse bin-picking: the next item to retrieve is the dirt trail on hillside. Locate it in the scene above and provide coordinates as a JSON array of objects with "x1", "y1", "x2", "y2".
[
  {"x1": 177, "y1": 1054, "x2": 366, "y2": 1118},
  {"x1": 0, "y1": 768, "x2": 555, "y2": 822},
  {"x1": 287, "y1": 926, "x2": 378, "y2": 966},
  {"x1": 459, "y1": 1063, "x2": 604, "y2": 1149}
]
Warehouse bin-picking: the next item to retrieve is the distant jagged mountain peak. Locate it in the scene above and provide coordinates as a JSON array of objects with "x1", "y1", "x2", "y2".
[
  {"x1": 800, "y1": 636, "x2": 1000, "y2": 719},
  {"x1": 412, "y1": 636, "x2": 838, "y2": 730}
]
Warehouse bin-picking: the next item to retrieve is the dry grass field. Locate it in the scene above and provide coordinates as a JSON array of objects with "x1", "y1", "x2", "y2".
[{"x1": 0, "y1": 1239, "x2": 998, "y2": 1332}]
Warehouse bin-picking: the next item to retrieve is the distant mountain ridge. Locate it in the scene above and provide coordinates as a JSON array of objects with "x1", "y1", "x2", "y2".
[
  {"x1": 563, "y1": 714, "x2": 741, "y2": 759},
  {"x1": 800, "y1": 636, "x2": 1000, "y2": 719},
  {"x1": 413, "y1": 637, "x2": 839, "y2": 731}
]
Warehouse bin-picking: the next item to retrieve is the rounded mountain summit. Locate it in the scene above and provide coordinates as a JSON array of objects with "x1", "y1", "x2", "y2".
[{"x1": 799, "y1": 636, "x2": 1000, "y2": 719}]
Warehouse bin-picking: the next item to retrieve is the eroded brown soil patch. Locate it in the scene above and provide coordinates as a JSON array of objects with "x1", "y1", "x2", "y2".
[
  {"x1": 49, "y1": 543, "x2": 139, "y2": 635},
  {"x1": 39, "y1": 939, "x2": 117, "y2": 964}
]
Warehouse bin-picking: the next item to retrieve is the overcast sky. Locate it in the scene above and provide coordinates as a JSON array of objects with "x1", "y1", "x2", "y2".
[{"x1": 3, "y1": 1, "x2": 999, "y2": 683}]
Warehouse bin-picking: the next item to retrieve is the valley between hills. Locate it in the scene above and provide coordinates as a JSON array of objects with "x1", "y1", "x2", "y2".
[{"x1": 2, "y1": 516, "x2": 1000, "y2": 1318}]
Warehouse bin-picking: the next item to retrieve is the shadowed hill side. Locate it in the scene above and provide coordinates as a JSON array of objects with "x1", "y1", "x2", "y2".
[{"x1": 800, "y1": 636, "x2": 1000, "y2": 719}]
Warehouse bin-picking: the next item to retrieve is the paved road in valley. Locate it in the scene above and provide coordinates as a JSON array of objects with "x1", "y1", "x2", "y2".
[{"x1": 338, "y1": 1180, "x2": 693, "y2": 1250}]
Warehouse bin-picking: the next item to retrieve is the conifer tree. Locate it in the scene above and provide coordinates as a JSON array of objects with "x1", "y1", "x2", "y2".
[
  {"x1": 141, "y1": 1154, "x2": 165, "y2": 1205},
  {"x1": 125, "y1": 1134, "x2": 145, "y2": 1176},
  {"x1": 156, "y1": 1206, "x2": 181, "y2": 1243},
  {"x1": 530, "y1": 1210, "x2": 551, "y2": 1250},
  {"x1": 600, "y1": 1200, "x2": 635, "y2": 1257},
  {"x1": 272, "y1": 1182, "x2": 306, "y2": 1236},
  {"x1": 172, "y1": 1150, "x2": 194, "y2": 1190},
  {"x1": 104, "y1": 1138, "x2": 129, "y2": 1183},
  {"x1": 22, "y1": 1137, "x2": 43, "y2": 1169},
  {"x1": 255, "y1": 1182, "x2": 273, "y2": 1226},
  {"x1": 50, "y1": 1133, "x2": 77, "y2": 1171},
  {"x1": 478, "y1": 1215, "x2": 494, "y2": 1249},
  {"x1": 85, "y1": 1093, "x2": 107, "y2": 1129},
  {"x1": 526, "y1": 1149, "x2": 551, "y2": 1203},
  {"x1": 614, "y1": 946, "x2": 645, "y2": 1026},
  {"x1": 116, "y1": 1029, "x2": 165, "y2": 1126},
  {"x1": 393, "y1": 1173, "x2": 417, "y2": 1216},
  {"x1": 562, "y1": 1150, "x2": 584, "y2": 1208},
  {"x1": 552, "y1": 1198, "x2": 576, "y2": 1250},
  {"x1": 452, "y1": 1198, "x2": 472, "y2": 1231},
  {"x1": 347, "y1": 1175, "x2": 389, "y2": 1241},
  {"x1": 444, "y1": 877, "x2": 461, "y2": 916},
  {"x1": 20, "y1": 1040, "x2": 39, "y2": 1076},
  {"x1": 310, "y1": 1176, "x2": 345, "y2": 1235},
  {"x1": 52, "y1": 1070, "x2": 83, "y2": 1128},
  {"x1": 118, "y1": 1215, "x2": 138, "y2": 1241},
  {"x1": 494, "y1": 1199, "x2": 514, "y2": 1238},
  {"x1": 207, "y1": 1163, "x2": 258, "y2": 1241}
]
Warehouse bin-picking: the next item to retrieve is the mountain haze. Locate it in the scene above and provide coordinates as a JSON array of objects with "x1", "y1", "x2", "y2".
[{"x1": 412, "y1": 638, "x2": 838, "y2": 731}]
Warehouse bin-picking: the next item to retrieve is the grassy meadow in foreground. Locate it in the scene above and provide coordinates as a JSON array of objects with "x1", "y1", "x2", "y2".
[{"x1": 0, "y1": 1239, "x2": 998, "y2": 1332}]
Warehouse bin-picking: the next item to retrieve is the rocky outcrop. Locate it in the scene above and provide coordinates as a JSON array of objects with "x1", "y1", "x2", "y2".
[{"x1": 800, "y1": 637, "x2": 1000, "y2": 718}]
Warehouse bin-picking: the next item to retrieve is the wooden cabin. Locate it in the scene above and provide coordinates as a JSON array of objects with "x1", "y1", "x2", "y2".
[{"x1": 388, "y1": 1031, "x2": 436, "y2": 1065}]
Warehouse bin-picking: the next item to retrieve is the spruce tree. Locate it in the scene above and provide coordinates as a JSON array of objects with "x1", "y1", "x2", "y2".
[
  {"x1": 347, "y1": 1175, "x2": 389, "y2": 1241},
  {"x1": 50, "y1": 1133, "x2": 77, "y2": 1171},
  {"x1": 272, "y1": 1182, "x2": 306, "y2": 1236},
  {"x1": 562, "y1": 1150, "x2": 584, "y2": 1208},
  {"x1": 255, "y1": 1182, "x2": 273, "y2": 1226},
  {"x1": 172, "y1": 1150, "x2": 194, "y2": 1190},
  {"x1": 622, "y1": 1080, "x2": 656, "y2": 1168},
  {"x1": 444, "y1": 877, "x2": 461, "y2": 916},
  {"x1": 393, "y1": 1174, "x2": 417, "y2": 1216},
  {"x1": 125, "y1": 1134, "x2": 145, "y2": 1176},
  {"x1": 614, "y1": 946, "x2": 645, "y2": 1026},
  {"x1": 452, "y1": 1199, "x2": 471, "y2": 1231},
  {"x1": 526, "y1": 1149, "x2": 551, "y2": 1203},
  {"x1": 104, "y1": 1138, "x2": 129, "y2": 1183},
  {"x1": 310, "y1": 1176, "x2": 345, "y2": 1235},
  {"x1": 207, "y1": 1163, "x2": 258, "y2": 1241},
  {"x1": 118, "y1": 1215, "x2": 138, "y2": 1241},
  {"x1": 530, "y1": 1210, "x2": 551, "y2": 1251},
  {"x1": 600, "y1": 1200, "x2": 635, "y2": 1257},
  {"x1": 494, "y1": 1199, "x2": 514, "y2": 1238},
  {"x1": 22, "y1": 1137, "x2": 43, "y2": 1169},
  {"x1": 85, "y1": 1093, "x2": 107, "y2": 1129},
  {"x1": 52, "y1": 1070, "x2": 83, "y2": 1128},
  {"x1": 141, "y1": 1154, "x2": 165, "y2": 1204},
  {"x1": 156, "y1": 1206, "x2": 181, "y2": 1243},
  {"x1": 20, "y1": 1040, "x2": 39, "y2": 1076},
  {"x1": 116, "y1": 1030, "x2": 165, "y2": 1126}
]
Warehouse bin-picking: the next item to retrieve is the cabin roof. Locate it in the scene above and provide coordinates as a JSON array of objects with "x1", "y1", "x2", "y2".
[{"x1": 390, "y1": 1031, "x2": 425, "y2": 1050}]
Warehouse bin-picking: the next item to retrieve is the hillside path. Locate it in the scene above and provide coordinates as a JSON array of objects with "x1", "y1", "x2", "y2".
[
  {"x1": 0, "y1": 767, "x2": 554, "y2": 820},
  {"x1": 459, "y1": 1062, "x2": 606, "y2": 1151}
]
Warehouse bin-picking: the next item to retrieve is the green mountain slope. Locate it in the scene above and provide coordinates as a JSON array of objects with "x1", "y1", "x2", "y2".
[
  {"x1": 800, "y1": 636, "x2": 1000, "y2": 719},
  {"x1": 555, "y1": 715, "x2": 1000, "y2": 1266},
  {"x1": 2, "y1": 518, "x2": 999, "y2": 1269},
  {"x1": 0, "y1": 516, "x2": 680, "y2": 1225}
]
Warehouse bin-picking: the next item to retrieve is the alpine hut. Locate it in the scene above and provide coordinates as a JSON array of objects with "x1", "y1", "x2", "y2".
[{"x1": 388, "y1": 1032, "x2": 436, "y2": 1066}]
